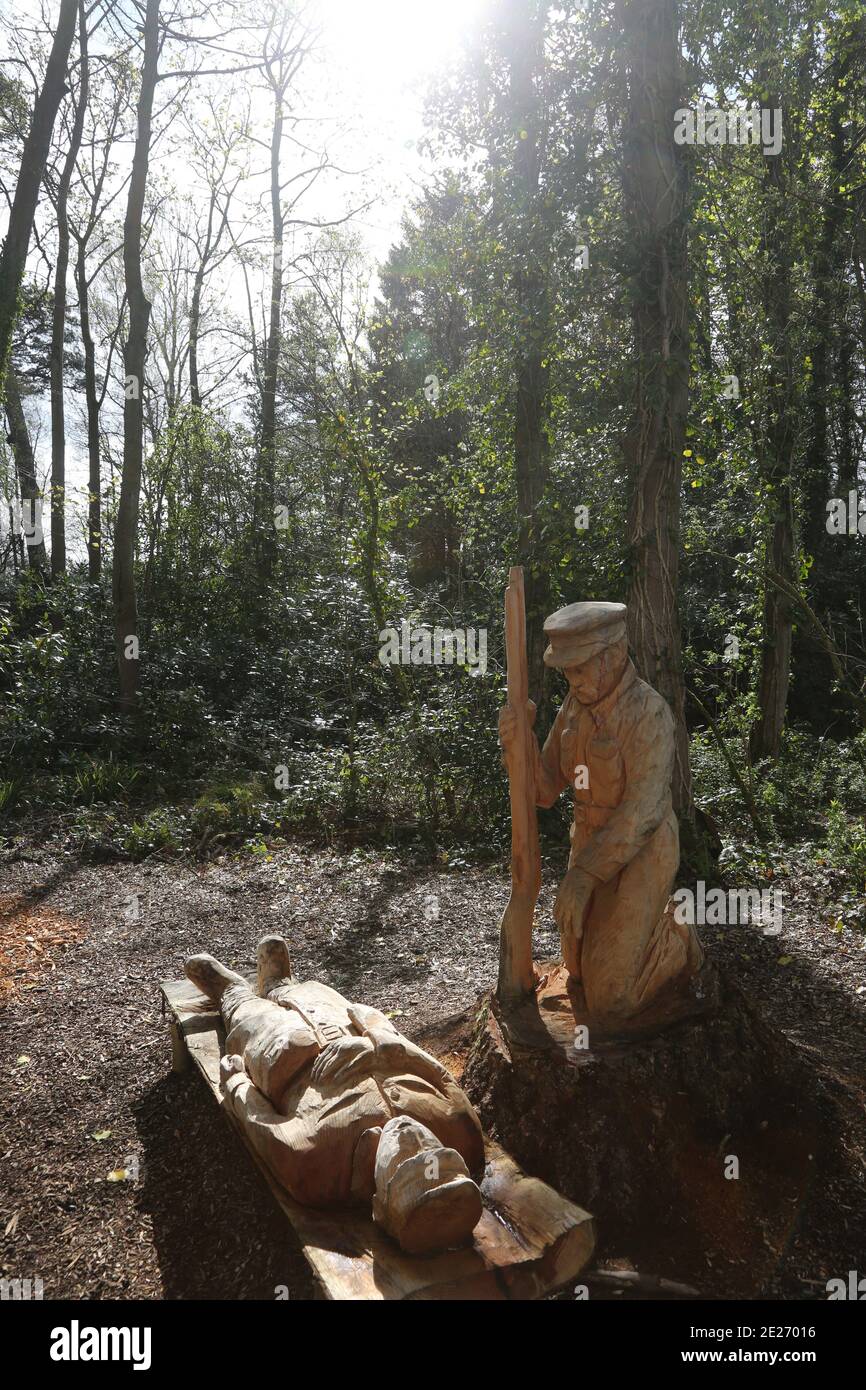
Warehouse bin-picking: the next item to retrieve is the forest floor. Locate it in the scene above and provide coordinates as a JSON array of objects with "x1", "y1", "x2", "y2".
[{"x1": 1, "y1": 827, "x2": 864, "y2": 1301}]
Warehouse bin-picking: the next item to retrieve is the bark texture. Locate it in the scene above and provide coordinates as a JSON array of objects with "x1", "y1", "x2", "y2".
[
  {"x1": 504, "y1": 0, "x2": 552, "y2": 710},
  {"x1": 48, "y1": 0, "x2": 87, "y2": 576},
  {"x1": 620, "y1": 0, "x2": 692, "y2": 817},
  {"x1": 0, "y1": 0, "x2": 79, "y2": 397},
  {"x1": 750, "y1": 94, "x2": 796, "y2": 762},
  {"x1": 112, "y1": 0, "x2": 160, "y2": 708}
]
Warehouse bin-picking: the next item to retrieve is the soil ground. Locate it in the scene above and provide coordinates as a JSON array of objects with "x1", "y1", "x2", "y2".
[{"x1": 1, "y1": 832, "x2": 864, "y2": 1300}]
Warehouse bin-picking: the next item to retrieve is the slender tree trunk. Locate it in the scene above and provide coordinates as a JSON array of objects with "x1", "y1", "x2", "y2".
[
  {"x1": 76, "y1": 240, "x2": 101, "y2": 580},
  {"x1": 503, "y1": 0, "x2": 552, "y2": 710},
  {"x1": 48, "y1": 0, "x2": 86, "y2": 576},
  {"x1": 802, "y1": 30, "x2": 855, "y2": 565},
  {"x1": 189, "y1": 262, "x2": 204, "y2": 410},
  {"x1": 750, "y1": 93, "x2": 797, "y2": 762},
  {"x1": 256, "y1": 85, "x2": 284, "y2": 585},
  {"x1": 188, "y1": 185, "x2": 218, "y2": 411},
  {"x1": 113, "y1": 0, "x2": 159, "y2": 710},
  {"x1": 752, "y1": 504, "x2": 795, "y2": 761},
  {"x1": 186, "y1": 269, "x2": 207, "y2": 572},
  {"x1": 621, "y1": 0, "x2": 693, "y2": 817},
  {"x1": 836, "y1": 319, "x2": 856, "y2": 497},
  {"x1": 0, "y1": 0, "x2": 78, "y2": 397},
  {"x1": 5, "y1": 367, "x2": 49, "y2": 575},
  {"x1": 802, "y1": 210, "x2": 839, "y2": 566}
]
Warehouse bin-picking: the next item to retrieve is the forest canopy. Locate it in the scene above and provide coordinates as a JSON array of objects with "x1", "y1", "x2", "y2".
[{"x1": 1, "y1": 0, "x2": 865, "y2": 897}]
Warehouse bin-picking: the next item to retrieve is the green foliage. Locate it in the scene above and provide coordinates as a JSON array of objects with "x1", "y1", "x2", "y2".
[
  {"x1": 823, "y1": 800, "x2": 866, "y2": 886},
  {"x1": 0, "y1": 779, "x2": 19, "y2": 815},
  {"x1": 122, "y1": 809, "x2": 181, "y2": 860},
  {"x1": 190, "y1": 782, "x2": 263, "y2": 842},
  {"x1": 2, "y1": 0, "x2": 866, "y2": 880},
  {"x1": 70, "y1": 758, "x2": 141, "y2": 805},
  {"x1": 692, "y1": 727, "x2": 866, "y2": 836}
]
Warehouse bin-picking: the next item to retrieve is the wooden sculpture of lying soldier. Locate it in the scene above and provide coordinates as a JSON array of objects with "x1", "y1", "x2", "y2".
[
  {"x1": 498, "y1": 601, "x2": 704, "y2": 1027},
  {"x1": 185, "y1": 936, "x2": 485, "y2": 1255}
]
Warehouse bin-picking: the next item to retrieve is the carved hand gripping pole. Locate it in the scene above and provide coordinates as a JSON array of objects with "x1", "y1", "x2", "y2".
[{"x1": 497, "y1": 566, "x2": 542, "y2": 1001}]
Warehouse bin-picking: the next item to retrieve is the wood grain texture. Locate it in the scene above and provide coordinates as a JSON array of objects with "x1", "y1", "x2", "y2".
[
  {"x1": 464, "y1": 968, "x2": 822, "y2": 1296},
  {"x1": 160, "y1": 976, "x2": 594, "y2": 1301},
  {"x1": 497, "y1": 565, "x2": 542, "y2": 1002}
]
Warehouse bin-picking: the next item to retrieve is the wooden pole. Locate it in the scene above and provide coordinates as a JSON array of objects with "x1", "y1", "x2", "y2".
[{"x1": 497, "y1": 566, "x2": 541, "y2": 1002}]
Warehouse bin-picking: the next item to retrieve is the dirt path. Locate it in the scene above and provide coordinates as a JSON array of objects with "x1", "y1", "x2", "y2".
[{"x1": 1, "y1": 836, "x2": 864, "y2": 1300}]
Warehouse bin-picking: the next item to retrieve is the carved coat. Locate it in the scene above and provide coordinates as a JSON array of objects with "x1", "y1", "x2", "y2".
[
  {"x1": 535, "y1": 660, "x2": 700, "y2": 1018},
  {"x1": 218, "y1": 977, "x2": 484, "y2": 1208}
]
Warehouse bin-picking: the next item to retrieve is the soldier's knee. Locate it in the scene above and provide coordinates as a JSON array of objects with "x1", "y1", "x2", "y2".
[{"x1": 584, "y1": 972, "x2": 642, "y2": 1021}]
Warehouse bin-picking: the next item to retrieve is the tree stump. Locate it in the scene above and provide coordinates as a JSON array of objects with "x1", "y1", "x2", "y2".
[{"x1": 462, "y1": 961, "x2": 824, "y2": 1296}]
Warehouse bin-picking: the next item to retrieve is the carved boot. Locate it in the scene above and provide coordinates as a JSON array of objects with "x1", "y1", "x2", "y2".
[
  {"x1": 186, "y1": 953, "x2": 247, "y2": 1003},
  {"x1": 256, "y1": 934, "x2": 294, "y2": 996}
]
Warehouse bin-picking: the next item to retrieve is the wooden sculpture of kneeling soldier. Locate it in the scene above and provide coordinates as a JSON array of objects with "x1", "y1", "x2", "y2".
[
  {"x1": 499, "y1": 601, "x2": 703, "y2": 1027},
  {"x1": 185, "y1": 935, "x2": 485, "y2": 1254}
]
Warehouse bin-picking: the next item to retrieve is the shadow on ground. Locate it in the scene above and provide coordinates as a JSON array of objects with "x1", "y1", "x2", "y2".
[{"x1": 134, "y1": 1071, "x2": 318, "y2": 1300}]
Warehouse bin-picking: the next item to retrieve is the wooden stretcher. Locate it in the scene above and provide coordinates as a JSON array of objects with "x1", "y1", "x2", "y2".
[{"x1": 160, "y1": 976, "x2": 595, "y2": 1301}]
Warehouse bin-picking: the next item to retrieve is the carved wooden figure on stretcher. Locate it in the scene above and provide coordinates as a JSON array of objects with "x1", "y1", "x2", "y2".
[{"x1": 185, "y1": 935, "x2": 485, "y2": 1255}]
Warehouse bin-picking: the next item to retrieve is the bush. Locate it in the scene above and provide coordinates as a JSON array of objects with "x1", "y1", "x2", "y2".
[
  {"x1": 823, "y1": 800, "x2": 866, "y2": 886},
  {"x1": 690, "y1": 726, "x2": 866, "y2": 840},
  {"x1": 122, "y1": 809, "x2": 182, "y2": 860},
  {"x1": 190, "y1": 782, "x2": 265, "y2": 843},
  {"x1": 69, "y1": 758, "x2": 141, "y2": 805}
]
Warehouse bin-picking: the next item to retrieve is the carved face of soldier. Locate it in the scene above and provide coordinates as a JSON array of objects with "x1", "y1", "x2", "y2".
[{"x1": 564, "y1": 637, "x2": 628, "y2": 705}]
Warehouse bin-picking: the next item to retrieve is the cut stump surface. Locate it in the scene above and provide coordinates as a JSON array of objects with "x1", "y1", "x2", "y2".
[{"x1": 462, "y1": 961, "x2": 826, "y2": 1297}]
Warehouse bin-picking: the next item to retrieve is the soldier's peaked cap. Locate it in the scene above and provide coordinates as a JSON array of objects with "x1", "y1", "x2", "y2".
[{"x1": 543, "y1": 601, "x2": 627, "y2": 668}]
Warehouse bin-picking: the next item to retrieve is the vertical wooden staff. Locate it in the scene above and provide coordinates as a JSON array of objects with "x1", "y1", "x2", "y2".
[{"x1": 497, "y1": 565, "x2": 541, "y2": 1002}]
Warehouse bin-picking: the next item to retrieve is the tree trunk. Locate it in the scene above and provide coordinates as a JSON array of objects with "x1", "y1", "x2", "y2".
[
  {"x1": 620, "y1": 0, "x2": 693, "y2": 818},
  {"x1": 48, "y1": 0, "x2": 86, "y2": 577},
  {"x1": 504, "y1": 0, "x2": 552, "y2": 711},
  {"x1": 256, "y1": 85, "x2": 284, "y2": 586},
  {"x1": 750, "y1": 94, "x2": 796, "y2": 762},
  {"x1": 188, "y1": 261, "x2": 205, "y2": 411},
  {"x1": 5, "y1": 366, "x2": 49, "y2": 575},
  {"x1": 113, "y1": 0, "x2": 159, "y2": 710},
  {"x1": 462, "y1": 968, "x2": 825, "y2": 1297},
  {"x1": 802, "y1": 220, "x2": 838, "y2": 567},
  {"x1": 76, "y1": 240, "x2": 101, "y2": 581},
  {"x1": 0, "y1": 0, "x2": 78, "y2": 398},
  {"x1": 802, "y1": 25, "x2": 858, "y2": 568},
  {"x1": 835, "y1": 260, "x2": 857, "y2": 499},
  {"x1": 752, "y1": 503, "x2": 795, "y2": 761}
]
